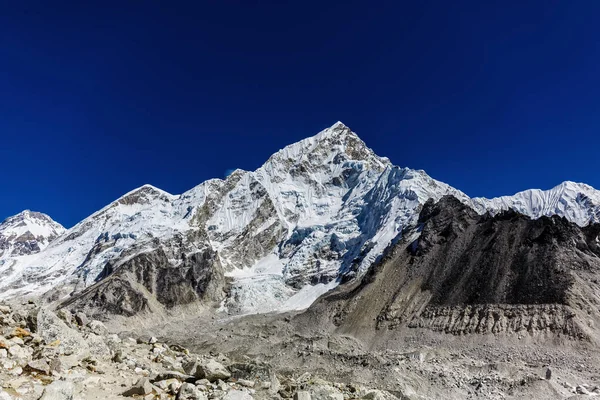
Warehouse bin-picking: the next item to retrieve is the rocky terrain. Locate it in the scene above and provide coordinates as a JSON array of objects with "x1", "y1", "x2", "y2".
[{"x1": 1, "y1": 302, "x2": 401, "y2": 400}]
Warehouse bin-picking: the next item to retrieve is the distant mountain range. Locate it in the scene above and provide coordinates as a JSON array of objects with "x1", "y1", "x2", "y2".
[{"x1": 2, "y1": 122, "x2": 600, "y2": 317}]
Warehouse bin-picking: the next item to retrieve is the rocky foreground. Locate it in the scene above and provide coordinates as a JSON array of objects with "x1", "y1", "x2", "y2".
[{"x1": 0, "y1": 302, "x2": 395, "y2": 400}]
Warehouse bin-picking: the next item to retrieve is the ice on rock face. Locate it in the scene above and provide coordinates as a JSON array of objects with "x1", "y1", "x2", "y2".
[{"x1": 2, "y1": 122, "x2": 600, "y2": 314}]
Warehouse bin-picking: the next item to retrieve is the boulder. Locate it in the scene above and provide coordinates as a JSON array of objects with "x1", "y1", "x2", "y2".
[
  {"x1": 56, "y1": 309, "x2": 72, "y2": 325},
  {"x1": 362, "y1": 390, "x2": 397, "y2": 400},
  {"x1": 294, "y1": 392, "x2": 311, "y2": 400},
  {"x1": 185, "y1": 359, "x2": 231, "y2": 382},
  {"x1": 74, "y1": 312, "x2": 88, "y2": 327},
  {"x1": 237, "y1": 379, "x2": 255, "y2": 388},
  {"x1": 39, "y1": 380, "x2": 74, "y2": 400},
  {"x1": 87, "y1": 320, "x2": 108, "y2": 336},
  {"x1": 123, "y1": 378, "x2": 153, "y2": 396},
  {"x1": 223, "y1": 390, "x2": 253, "y2": 400},
  {"x1": 25, "y1": 359, "x2": 50, "y2": 375},
  {"x1": 84, "y1": 332, "x2": 111, "y2": 359},
  {"x1": 37, "y1": 308, "x2": 88, "y2": 358},
  {"x1": 176, "y1": 383, "x2": 207, "y2": 400},
  {"x1": 8, "y1": 327, "x2": 31, "y2": 339},
  {"x1": 153, "y1": 371, "x2": 194, "y2": 382}
]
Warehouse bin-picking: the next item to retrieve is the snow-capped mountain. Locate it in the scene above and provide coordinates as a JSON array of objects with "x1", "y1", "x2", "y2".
[
  {"x1": 0, "y1": 210, "x2": 65, "y2": 258},
  {"x1": 1, "y1": 122, "x2": 600, "y2": 316},
  {"x1": 472, "y1": 181, "x2": 600, "y2": 226}
]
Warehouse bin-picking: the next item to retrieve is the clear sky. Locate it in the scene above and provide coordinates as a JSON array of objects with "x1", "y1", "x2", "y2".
[{"x1": 2, "y1": 1, "x2": 600, "y2": 228}]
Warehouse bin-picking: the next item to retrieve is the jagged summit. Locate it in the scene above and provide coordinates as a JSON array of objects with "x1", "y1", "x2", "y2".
[{"x1": 0, "y1": 210, "x2": 65, "y2": 258}]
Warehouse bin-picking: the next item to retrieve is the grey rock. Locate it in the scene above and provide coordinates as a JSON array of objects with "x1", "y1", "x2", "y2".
[
  {"x1": 576, "y1": 385, "x2": 590, "y2": 395},
  {"x1": 39, "y1": 380, "x2": 74, "y2": 400},
  {"x1": 177, "y1": 383, "x2": 207, "y2": 400},
  {"x1": 0, "y1": 388, "x2": 12, "y2": 400},
  {"x1": 84, "y1": 331, "x2": 111, "y2": 359},
  {"x1": 87, "y1": 320, "x2": 108, "y2": 336},
  {"x1": 222, "y1": 390, "x2": 253, "y2": 400},
  {"x1": 123, "y1": 377, "x2": 153, "y2": 396},
  {"x1": 237, "y1": 379, "x2": 255, "y2": 388},
  {"x1": 56, "y1": 309, "x2": 72, "y2": 325},
  {"x1": 154, "y1": 370, "x2": 194, "y2": 382},
  {"x1": 201, "y1": 359, "x2": 231, "y2": 382},
  {"x1": 294, "y1": 392, "x2": 311, "y2": 400},
  {"x1": 37, "y1": 308, "x2": 87, "y2": 357},
  {"x1": 74, "y1": 312, "x2": 88, "y2": 327},
  {"x1": 26, "y1": 359, "x2": 50, "y2": 375},
  {"x1": 185, "y1": 359, "x2": 231, "y2": 382}
]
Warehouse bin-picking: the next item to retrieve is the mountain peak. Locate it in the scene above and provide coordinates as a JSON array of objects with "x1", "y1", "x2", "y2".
[{"x1": 0, "y1": 210, "x2": 65, "y2": 258}]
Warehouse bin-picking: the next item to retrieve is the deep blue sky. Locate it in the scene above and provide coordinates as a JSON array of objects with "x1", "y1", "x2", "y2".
[{"x1": 2, "y1": 1, "x2": 600, "y2": 227}]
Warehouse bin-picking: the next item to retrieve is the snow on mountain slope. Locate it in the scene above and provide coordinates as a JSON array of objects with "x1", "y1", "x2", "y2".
[
  {"x1": 2, "y1": 122, "x2": 600, "y2": 316},
  {"x1": 472, "y1": 181, "x2": 600, "y2": 226},
  {"x1": 0, "y1": 210, "x2": 65, "y2": 258}
]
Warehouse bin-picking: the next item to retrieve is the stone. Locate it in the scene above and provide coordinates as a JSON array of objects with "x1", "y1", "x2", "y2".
[
  {"x1": 222, "y1": 390, "x2": 253, "y2": 400},
  {"x1": 154, "y1": 370, "x2": 194, "y2": 382},
  {"x1": 26, "y1": 359, "x2": 50, "y2": 375},
  {"x1": 155, "y1": 379, "x2": 184, "y2": 391},
  {"x1": 576, "y1": 385, "x2": 590, "y2": 395},
  {"x1": 200, "y1": 359, "x2": 231, "y2": 382},
  {"x1": 0, "y1": 305, "x2": 11, "y2": 314},
  {"x1": 294, "y1": 392, "x2": 311, "y2": 400},
  {"x1": 0, "y1": 349, "x2": 7, "y2": 358},
  {"x1": 238, "y1": 379, "x2": 255, "y2": 388},
  {"x1": 149, "y1": 336, "x2": 158, "y2": 344},
  {"x1": 37, "y1": 308, "x2": 88, "y2": 358},
  {"x1": 9, "y1": 337, "x2": 25, "y2": 346},
  {"x1": 362, "y1": 390, "x2": 396, "y2": 400},
  {"x1": 0, "y1": 389, "x2": 12, "y2": 400},
  {"x1": 49, "y1": 358, "x2": 63, "y2": 375},
  {"x1": 8, "y1": 327, "x2": 31, "y2": 338},
  {"x1": 84, "y1": 331, "x2": 111, "y2": 359},
  {"x1": 113, "y1": 349, "x2": 124, "y2": 363},
  {"x1": 74, "y1": 312, "x2": 88, "y2": 327},
  {"x1": 39, "y1": 380, "x2": 74, "y2": 400},
  {"x1": 176, "y1": 383, "x2": 208, "y2": 400},
  {"x1": 56, "y1": 309, "x2": 72, "y2": 325},
  {"x1": 123, "y1": 378, "x2": 153, "y2": 396},
  {"x1": 8, "y1": 344, "x2": 31, "y2": 360},
  {"x1": 168, "y1": 382, "x2": 183, "y2": 395},
  {"x1": 87, "y1": 320, "x2": 108, "y2": 336}
]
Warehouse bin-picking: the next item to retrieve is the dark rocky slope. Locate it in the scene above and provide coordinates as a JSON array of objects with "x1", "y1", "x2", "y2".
[
  {"x1": 58, "y1": 245, "x2": 226, "y2": 319},
  {"x1": 298, "y1": 196, "x2": 600, "y2": 343}
]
